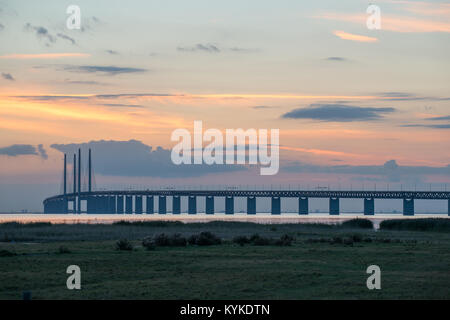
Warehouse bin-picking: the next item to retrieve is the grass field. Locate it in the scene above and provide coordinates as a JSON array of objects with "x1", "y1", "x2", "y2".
[{"x1": 0, "y1": 220, "x2": 449, "y2": 299}]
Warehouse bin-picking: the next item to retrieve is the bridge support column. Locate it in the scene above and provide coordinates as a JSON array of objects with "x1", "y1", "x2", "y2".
[
  {"x1": 146, "y1": 196, "x2": 154, "y2": 214},
  {"x1": 103, "y1": 197, "x2": 109, "y2": 214},
  {"x1": 172, "y1": 196, "x2": 180, "y2": 214},
  {"x1": 125, "y1": 196, "x2": 133, "y2": 214},
  {"x1": 95, "y1": 197, "x2": 102, "y2": 214},
  {"x1": 271, "y1": 197, "x2": 281, "y2": 215},
  {"x1": 135, "y1": 196, "x2": 142, "y2": 214},
  {"x1": 159, "y1": 196, "x2": 166, "y2": 214},
  {"x1": 364, "y1": 198, "x2": 375, "y2": 215},
  {"x1": 117, "y1": 196, "x2": 124, "y2": 214},
  {"x1": 206, "y1": 196, "x2": 214, "y2": 214},
  {"x1": 225, "y1": 196, "x2": 234, "y2": 215},
  {"x1": 109, "y1": 196, "x2": 116, "y2": 214},
  {"x1": 87, "y1": 196, "x2": 95, "y2": 214},
  {"x1": 299, "y1": 197, "x2": 308, "y2": 215},
  {"x1": 247, "y1": 197, "x2": 256, "y2": 215},
  {"x1": 188, "y1": 196, "x2": 197, "y2": 214},
  {"x1": 448, "y1": 199, "x2": 450, "y2": 216},
  {"x1": 330, "y1": 198, "x2": 340, "y2": 215},
  {"x1": 403, "y1": 198, "x2": 414, "y2": 216}
]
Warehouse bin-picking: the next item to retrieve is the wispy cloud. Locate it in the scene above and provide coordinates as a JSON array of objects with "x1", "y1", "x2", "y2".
[
  {"x1": 177, "y1": 43, "x2": 220, "y2": 53},
  {"x1": 0, "y1": 53, "x2": 90, "y2": 59},
  {"x1": 24, "y1": 23, "x2": 55, "y2": 44},
  {"x1": 63, "y1": 65, "x2": 147, "y2": 75},
  {"x1": 56, "y1": 33, "x2": 76, "y2": 45},
  {"x1": 1, "y1": 72, "x2": 15, "y2": 81},
  {"x1": 105, "y1": 50, "x2": 119, "y2": 55},
  {"x1": 321, "y1": 12, "x2": 450, "y2": 33},
  {"x1": 325, "y1": 56, "x2": 348, "y2": 61},
  {"x1": 0, "y1": 144, "x2": 47, "y2": 159},
  {"x1": 333, "y1": 30, "x2": 378, "y2": 42},
  {"x1": 282, "y1": 104, "x2": 395, "y2": 122}
]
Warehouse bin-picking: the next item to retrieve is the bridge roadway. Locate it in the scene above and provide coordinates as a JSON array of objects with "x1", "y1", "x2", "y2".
[{"x1": 43, "y1": 189, "x2": 450, "y2": 216}]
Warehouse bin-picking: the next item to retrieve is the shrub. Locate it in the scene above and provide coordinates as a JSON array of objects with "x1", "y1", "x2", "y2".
[
  {"x1": 142, "y1": 237, "x2": 156, "y2": 250},
  {"x1": 0, "y1": 249, "x2": 16, "y2": 257},
  {"x1": 349, "y1": 233, "x2": 363, "y2": 243},
  {"x1": 233, "y1": 236, "x2": 250, "y2": 246},
  {"x1": 342, "y1": 219, "x2": 373, "y2": 229},
  {"x1": 113, "y1": 220, "x2": 184, "y2": 227},
  {"x1": 275, "y1": 234, "x2": 294, "y2": 246},
  {"x1": 249, "y1": 234, "x2": 272, "y2": 246},
  {"x1": 188, "y1": 232, "x2": 221, "y2": 246},
  {"x1": 343, "y1": 238, "x2": 354, "y2": 246},
  {"x1": 380, "y1": 218, "x2": 450, "y2": 232},
  {"x1": 115, "y1": 239, "x2": 133, "y2": 251},
  {"x1": 57, "y1": 246, "x2": 71, "y2": 254},
  {"x1": 153, "y1": 233, "x2": 170, "y2": 246},
  {"x1": 331, "y1": 236, "x2": 343, "y2": 244},
  {"x1": 170, "y1": 233, "x2": 187, "y2": 247}
]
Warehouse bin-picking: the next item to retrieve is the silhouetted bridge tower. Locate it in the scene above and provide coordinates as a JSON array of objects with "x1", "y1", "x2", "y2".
[{"x1": 44, "y1": 151, "x2": 450, "y2": 216}]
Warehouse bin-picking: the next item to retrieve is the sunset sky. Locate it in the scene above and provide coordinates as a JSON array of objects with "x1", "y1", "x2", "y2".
[{"x1": 0, "y1": 0, "x2": 449, "y2": 212}]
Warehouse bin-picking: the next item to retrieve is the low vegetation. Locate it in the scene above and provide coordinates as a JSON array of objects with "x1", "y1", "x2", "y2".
[{"x1": 380, "y1": 218, "x2": 450, "y2": 232}]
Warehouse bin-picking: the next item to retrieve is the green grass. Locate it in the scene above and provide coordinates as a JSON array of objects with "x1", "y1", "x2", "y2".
[{"x1": 0, "y1": 221, "x2": 449, "y2": 299}]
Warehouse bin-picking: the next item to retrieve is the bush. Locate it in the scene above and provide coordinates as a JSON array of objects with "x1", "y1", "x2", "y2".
[
  {"x1": 342, "y1": 219, "x2": 374, "y2": 229},
  {"x1": 380, "y1": 218, "x2": 450, "y2": 232},
  {"x1": 142, "y1": 237, "x2": 156, "y2": 250},
  {"x1": 0, "y1": 249, "x2": 16, "y2": 257},
  {"x1": 113, "y1": 220, "x2": 184, "y2": 227},
  {"x1": 275, "y1": 234, "x2": 294, "y2": 246},
  {"x1": 249, "y1": 234, "x2": 272, "y2": 246},
  {"x1": 115, "y1": 239, "x2": 133, "y2": 251},
  {"x1": 57, "y1": 246, "x2": 71, "y2": 254},
  {"x1": 188, "y1": 232, "x2": 221, "y2": 246},
  {"x1": 349, "y1": 233, "x2": 363, "y2": 243},
  {"x1": 152, "y1": 233, "x2": 187, "y2": 247},
  {"x1": 233, "y1": 236, "x2": 250, "y2": 246}
]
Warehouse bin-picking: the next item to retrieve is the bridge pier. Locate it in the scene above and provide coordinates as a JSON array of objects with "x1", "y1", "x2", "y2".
[
  {"x1": 247, "y1": 197, "x2": 256, "y2": 215},
  {"x1": 188, "y1": 196, "x2": 197, "y2": 214},
  {"x1": 364, "y1": 198, "x2": 375, "y2": 215},
  {"x1": 146, "y1": 196, "x2": 154, "y2": 214},
  {"x1": 95, "y1": 196, "x2": 102, "y2": 214},
  {"x1": 135, "y1": 196, "x2": 142, "y2": 214},
  {"x1": 125, "y1": 196, "x2": 133, "y2": 214},
  {"x1": 159, "y1": 196, "x2": 166, "y2": 214},
  {"x1": 172, "y1": 196, "x2": 180, "y2": 214},
  {"x1": 225, "y1": 196, "x2": 234, "y2": 214},
  {"x1": 271, "y1": 197, "x2": 281, "y2": 215},
  {"x1": 206, "y1": 196, "x2": 214, "y2": 214},
  {"x1": 448, "y1": 199, "x2": 450, "y2": 216},
  {"x1": 403, "y1": 198, "x2": 414, "y2": 216},
  {"x1": 109, "y1": 196, "x2": 116, "y2": 214},
  {"x1": 329, "y1": 198, "x2": 340, "y2": 215},
  {"x1": 299, "y1": 197, "x2": 308, "y2": 215},
  {"x1": 86, "y1": 196, "x2": 94, "y2": 214},
  {"x1": 117, "y1": 196, "x2": 124, "y2": 214}
]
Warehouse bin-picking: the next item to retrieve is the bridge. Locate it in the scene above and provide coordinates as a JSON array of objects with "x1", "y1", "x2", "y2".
[{"x1": 43, "y1": 149, "x2": 450, "y2": 216}]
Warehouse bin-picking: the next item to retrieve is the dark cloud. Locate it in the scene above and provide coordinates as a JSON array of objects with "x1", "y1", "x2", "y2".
[
  {"x1": 1, "y1": 72, "x2": 14, "y2": 81},
  {"x1": 0, "y1": 144, "x2": 48, "y2": 159},
  {"x1": 63, "y1": 65, "x2": 147, "y2": 75},
  {"x1": 400, "y1": 124, "x2": 450, "y2": 129},
  {"x1": 94, "y1": 93, "x2": 181, "y2": 99},
  {"x1": 426, "y1": 115, "x2": 450, "y2": 121},
  {"x1": 376, "y1": 92, "x2": 450, "y2": 101},
  {"x1": 282, "y1": 104, "x2": 396, "y2": 122},
  {"x1": 284, "y1": 160, "x2": 449, "y2": 182},
  {"x1": 325, "y1": 57, "x2": 347, "y2": 61},
  {"x1": 24, "y1": 23, "x2": 55, "y2": 44},
  {"x1": 37, "y1": 144, "x2": 48, "y2": 160},
  {"x1": 100, "y1": 103, "x2": 146, "y2": 108},
  {"x1": 13, "y1": 95, "x2": 89, "y2": 101},
  {"x1": 105, "y1": 50, "x2": 119, "y2": 55},
  {"x1": 177, "y1": 43, "x2": 220, "y2": 53},
  {"x1": 64, "y1": 79, "x2": 108, "y2": 86},
  {"x1": 51, "y1": 140, "x2": 245, "y2": 178},
  {"x1": 56, "y1": 33, "x2": 76, "y2": 45}
]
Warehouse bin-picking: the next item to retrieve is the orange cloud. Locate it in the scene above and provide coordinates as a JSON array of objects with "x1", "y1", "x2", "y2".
[
  {"x1": 320, "y1": 13, "x2": 450, "y2": 33},
  {"x1": 0, "y1": 53, "x2": 91, "y2": 59},
  {"x1": 333, "y1": 30, "x2": 378, "y2": 42}
]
